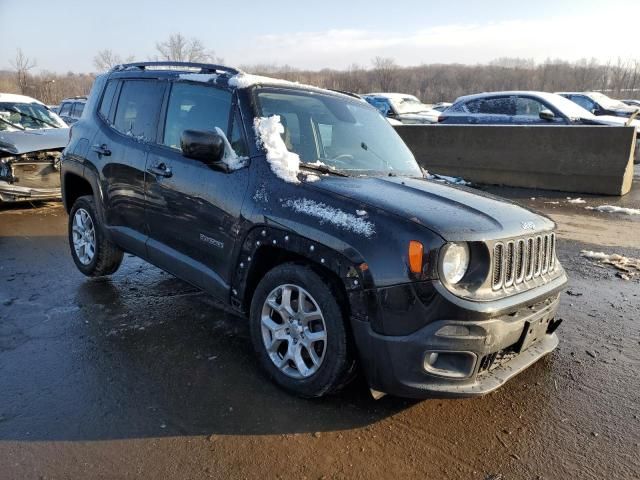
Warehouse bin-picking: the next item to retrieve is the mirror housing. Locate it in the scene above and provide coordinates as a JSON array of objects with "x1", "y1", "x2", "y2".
[
  {"x1": 539, "y1": 109, "x2": 555, "y2": 121},
  {"x1": 180, "y1": 130, "x2": 225, "y2": 166}
]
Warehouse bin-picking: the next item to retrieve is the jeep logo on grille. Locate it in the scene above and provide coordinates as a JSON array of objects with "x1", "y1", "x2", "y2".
[{"x1": 521, "y1": 221, "x2": 536, "y2": 231}]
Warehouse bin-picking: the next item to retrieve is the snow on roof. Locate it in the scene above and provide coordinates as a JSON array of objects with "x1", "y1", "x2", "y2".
[
  {"x1": 282, "y1": 198, "x2": 375, "y2": 238},
  {"x1": 178, "y1": 73, "x2": 219, "y2": 83},
  {"x1": 177, "y1": 71, "x2": 332, "y2": 94},
  {"x1": 365, "y1": 92, "x2": 420, "y2": 100},
  {"x1": 0, "y1": 93, "x2": 45, "y2": 105}
]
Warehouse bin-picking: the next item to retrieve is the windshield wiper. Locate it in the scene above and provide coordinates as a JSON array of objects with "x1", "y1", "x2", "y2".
[
  {"x1": 8, "y1": 108, "x2": 60, "y2": 129},
  {"x1": 0, "y1": 116, "x2": 25, "y2": 131},
  {"x1": 300, "y1": 162, "x2": 349, "y2": 177}
]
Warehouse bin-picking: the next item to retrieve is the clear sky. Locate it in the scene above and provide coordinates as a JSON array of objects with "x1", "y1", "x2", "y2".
[{"x1": 1, "y1": 0, "x2": 639, "y2": 73}]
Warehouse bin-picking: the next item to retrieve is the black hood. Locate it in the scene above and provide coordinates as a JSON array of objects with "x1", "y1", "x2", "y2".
[
  {"x1": 0, "y1": 128, "x2": 69, "y2": 155},
  {"x1": 308, "y1": 176, "x2": 554, "y2": 241}
]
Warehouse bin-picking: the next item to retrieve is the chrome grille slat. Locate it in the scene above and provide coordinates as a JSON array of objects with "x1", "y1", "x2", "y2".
[
  {"x1": 492, "y1": 233, "x2": 556, "y2": 290},
  {"x1": 504, "y1": 241, "x2": 515, "y2": 287},
  {"x1": 492, "y1": 243, "x2": 504, "y2": 290},
  {"x1": 515, "y1": 240, "x2": 525, "y2": 283}
]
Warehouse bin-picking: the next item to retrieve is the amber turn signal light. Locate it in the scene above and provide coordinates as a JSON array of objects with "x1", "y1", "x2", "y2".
[{"x1": 408, "y1": 241, "x2": 424, "y2": 274}]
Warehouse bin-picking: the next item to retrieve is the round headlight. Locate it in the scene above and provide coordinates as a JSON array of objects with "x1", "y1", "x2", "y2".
[{"x1": 440, "y1": 242, "x2": 470, "y2": 285}]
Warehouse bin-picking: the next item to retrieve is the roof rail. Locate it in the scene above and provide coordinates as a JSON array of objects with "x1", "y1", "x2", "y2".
[
  {"x1": 328, "y1": 89, "x2": 363, "y2": 99},
  {"x1": 110, "y1": 61, "x2": 241, "y2": 75}
]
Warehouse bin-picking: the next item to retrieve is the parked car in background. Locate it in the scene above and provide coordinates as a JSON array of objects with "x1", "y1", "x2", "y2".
[
  {"x1": 363, "y1": 93, "x2": 441, "y2": 124},
  {"x1": 57, "y1": 96, "x2": 87, "y2": 125},
  {"x1": 622, "y1": 99, "x2": 640, "y2": 109},
  {"x1": 61, "y1": 61, "x2": 567, "y2": 399},
  {"x1": 556, "y1": 92, "x2": 639, "y2": 118},
  {"x1": 0, "y1": 93, "x2": 69, "y2": 202},
  {"x1": 439, "y1": 91, "x2": 640, "y2": 163}
]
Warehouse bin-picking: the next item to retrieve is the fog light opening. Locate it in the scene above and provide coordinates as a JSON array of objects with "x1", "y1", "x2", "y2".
[{"x1": 423, "y1": 350, "x2": 477, "y2": 379}]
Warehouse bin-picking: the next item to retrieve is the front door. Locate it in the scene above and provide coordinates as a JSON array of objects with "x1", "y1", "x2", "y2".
[{"x1": 145, "y1": 81, "x2": 250, "y2": 299}]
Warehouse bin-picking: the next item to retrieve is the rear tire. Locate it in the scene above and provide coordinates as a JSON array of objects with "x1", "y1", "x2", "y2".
[
  {"x1": 68, "y1": 195, "x2": 123, "y2": 277},
  {"x1": 249, "y1": 263, "x2": 356, "y2": 398}
]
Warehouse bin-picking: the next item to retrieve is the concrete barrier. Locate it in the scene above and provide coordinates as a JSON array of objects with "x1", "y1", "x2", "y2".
[{"x1": 395, "y1": 125, "x2": 637, "y2": 196}]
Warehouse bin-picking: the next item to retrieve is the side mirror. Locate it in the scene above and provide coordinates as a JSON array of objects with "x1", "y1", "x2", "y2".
[
  {"x1": 539, "y1": 109, "x2": 555, "y2": 121},
  {"x1": 180, "y1": 130, "x2": 225, "y2": 166}
]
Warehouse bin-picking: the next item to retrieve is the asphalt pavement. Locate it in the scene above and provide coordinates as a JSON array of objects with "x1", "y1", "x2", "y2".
[{"x1": 1, "y1": 173, "x2": 639, "y2": 480}]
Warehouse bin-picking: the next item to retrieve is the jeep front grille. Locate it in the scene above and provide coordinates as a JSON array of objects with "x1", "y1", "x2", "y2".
[{"x1": 492, "y1": 233, "x2": 556, "y2": 290}]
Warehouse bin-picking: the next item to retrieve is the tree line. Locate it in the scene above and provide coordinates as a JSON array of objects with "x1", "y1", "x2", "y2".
[{"x1": 3, "y1": 35, "x2": 640, "y2": 105}]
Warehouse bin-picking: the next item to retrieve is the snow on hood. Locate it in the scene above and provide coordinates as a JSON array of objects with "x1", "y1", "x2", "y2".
[
  {"x1": 306, "y1": 175, "x2": 554, "y2": 241},
  {"x1": 253, "y1": 115, "x2": 301, "y2": 183},
  {"x1": 282, "y1": 198, "x2": 375, "y2": 238},
  {"x1": 0, "y1": 127, "x2": 69, "y2": 155}
]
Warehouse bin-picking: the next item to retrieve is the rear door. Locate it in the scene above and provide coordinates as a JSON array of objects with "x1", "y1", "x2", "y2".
[
  {"x1": 467, "y1": 96, "x2": 516, "y2": 124},
  {"x1": 145, "y1": 81, "x2": 250, "y2": 299},
  {"x1": 90, "y1": 78, "x2": 166, "y2": 255}
]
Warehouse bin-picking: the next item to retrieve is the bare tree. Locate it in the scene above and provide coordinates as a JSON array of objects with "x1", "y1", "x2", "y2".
[
  {"x1": 371, "y1": 57, "x2": 397, "y2": 91},
  {"x1": 93, "y1": 49, "x2": 123, "y2": 72},
  {"x1": 154, "y1": 33, "x2": 221, "y2": 63},
  {"x1": 10, "y1": 49, "x2": 37, "y2": 94}
]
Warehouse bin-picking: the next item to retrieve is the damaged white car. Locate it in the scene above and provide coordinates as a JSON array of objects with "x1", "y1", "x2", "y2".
[{"x1": 0, "y1": 93, "x2": 69, "y2": 202}]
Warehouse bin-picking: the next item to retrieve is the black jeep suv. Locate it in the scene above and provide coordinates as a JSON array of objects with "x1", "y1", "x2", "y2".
[{"x1": 61, "y1": 62, "x2": 567, "y2": 399}]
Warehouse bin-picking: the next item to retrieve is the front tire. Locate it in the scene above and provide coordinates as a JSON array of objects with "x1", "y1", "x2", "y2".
[
  {"x1": 249, "y1": 263, "x2": 355, "y2": 398},
  {"x1": 68, "y1": 195, "x2": 123, "y2": 277}
]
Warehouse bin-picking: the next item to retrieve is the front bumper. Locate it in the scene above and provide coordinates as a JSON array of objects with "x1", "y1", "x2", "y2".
[
  {"x1": 352, "y1": 293, "x2": 562, "y2": 398},
  {"x1": 0, "y1": 181, "x2": 61, "y2": 202}
]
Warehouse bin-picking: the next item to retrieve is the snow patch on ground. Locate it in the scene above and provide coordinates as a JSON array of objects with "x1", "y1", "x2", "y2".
[
  {"x1": 283, "y1": 198, "x2": 375, "y2": 238},
  {"x1": 585, "y1": 205, "x2": 640, "y2": 216},
  {"x1": 567, "y1": 198, "x2": 586, "y2": 204},
  {"x1": 581, "y1": 250, "x2": 640, "y2": 279},
  {"x1": 214, "y1": 127, "x2": 247, "y2": 170},
  {"x1": 254, "y1": 116, "x2": 300, "y2": 183},
  {"x1": 178, "y1": 73, "x2": 219, "y2": 83}
]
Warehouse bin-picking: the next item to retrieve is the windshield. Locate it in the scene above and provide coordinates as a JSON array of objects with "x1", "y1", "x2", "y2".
[
  {"x1": 389, "y1": 96, "x2": 432, "y2": 114},
  {"x1": 256, "y1": 89, "x2": 422, "y2": 177},
  {"x1": 589, "y1": 92, "x2": 631, "y2": 110},
  {"x1": 0, "y1": 102, "x2": 67, "y2": 131}
]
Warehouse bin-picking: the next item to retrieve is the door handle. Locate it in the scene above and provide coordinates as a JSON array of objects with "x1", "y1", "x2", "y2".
[
  {"x1": 91, "y1": 143, "x2": 111, "y2": 156},
  {"x1": 147, "y1": 163, "x2": 173, "y2": 178}
]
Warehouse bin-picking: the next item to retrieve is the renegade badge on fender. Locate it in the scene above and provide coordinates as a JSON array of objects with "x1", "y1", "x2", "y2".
[{"x1": 61, "y1": 62, "x2": 568, "y2": 399}]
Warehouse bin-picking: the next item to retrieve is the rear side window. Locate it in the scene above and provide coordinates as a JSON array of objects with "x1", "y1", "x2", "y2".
[
  {"x1": 467, "y1": 97, "x2": 515, "y2": 115},
  {"x1": 113, "y1": 80, "x2": 165, "y2": 141},
  {"x1": 59, "y1": 102, "x2": 72, "y2": 116},
  {"x1": 99, "y1": 80, "x2": 118, "y2": 120},
  {"x1": 163, "y1": 82, "x2": 232, "y2": 149}
]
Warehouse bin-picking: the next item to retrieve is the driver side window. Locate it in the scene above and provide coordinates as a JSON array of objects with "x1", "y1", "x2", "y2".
[
  {"x1": 163, "y1": 82, "x2": 232, "y2": 150},
  {"x1": 515, "y1": 97, "x2": 547, "y2": 117}
]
